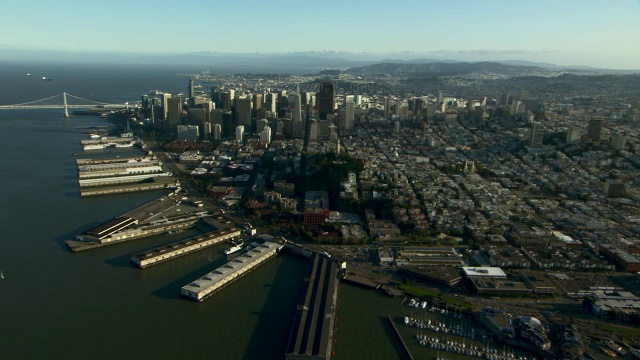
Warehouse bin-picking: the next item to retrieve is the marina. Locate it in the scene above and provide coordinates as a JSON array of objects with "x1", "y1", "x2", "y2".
[
  {"x1": 181, "y1": 241, "x2": 284, "y2": 301},
  {"x1": 130, "y1": 228, "x2": 242, "y2": 268}
]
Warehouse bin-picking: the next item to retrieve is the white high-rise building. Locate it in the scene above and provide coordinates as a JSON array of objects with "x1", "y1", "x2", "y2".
[
  {"x1": 235, "y1": 125, "x2": 244, "y2": 143},
  {"x1": 162, "y1": 93, "x2": 172, "y2": 120},
  {"x1": 212, "y1": 124, "x2": 222, "y2": 140},
  {"x1": 260, "y1": 126, "x2": 272, "y2": 145}
]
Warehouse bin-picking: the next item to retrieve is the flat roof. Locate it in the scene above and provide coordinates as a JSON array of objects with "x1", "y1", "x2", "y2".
[
  {"x1": 183, "y1": 241, "x2": 282, "y2": 294},
  {"x1": 131, "y1": 228, "x2": 240, "y2": 262},
  {"x1": 462, "y1": 266, "x2": 507, "y2": 278},
  {"x1": 84, "y1": 217, "x2": 136, "y2": 238}
]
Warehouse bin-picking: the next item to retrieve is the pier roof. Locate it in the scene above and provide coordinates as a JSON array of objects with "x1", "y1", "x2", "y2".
[{"x1": 183, "y1": 241, "x2": 282, "y2": 294}]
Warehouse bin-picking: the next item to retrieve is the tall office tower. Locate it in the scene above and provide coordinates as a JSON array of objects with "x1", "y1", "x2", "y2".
[
  {"x1": 277, "y1": 90, "x2": 288, "y2": 113},
  {"x1": 611, "y1": 133, "x2": 626, "y2": 150},
  {"x1": 260, "y1": 126, "x2": 271, "y2": 145},
  {"x1": 345, "y1": 101, "x2": 355, "y2": 130},
  {"x1": 235, "y1": 125, "x2": 244, "y2": 143},
  {"x1": 588, "y1": 117, "x2": 604, "y2": 142},
  {"x1": 426, "y1": 103, "x2": 436, "y2": 120},
  {"x1": 218, "y1": 92, "x2": 232, "y2": 111},
  {"x1": 501, "y1": 93, "x2": 510, "y2": 106},
  {"x1": 188, "y1": 79, "x2": 195, "y2": 100},
  {"x1": 467, "y1": 99, "x2": 475, "y2": 111},
  {"x1": 565, "y1": 126, "x2": 579, "y2": 144},
  {"x1": 294, "y1": 84, "x2": 302, "y2": 123},
  {"x1": 394, "y1": 121, "x2": 400, "y2": 133},
  {"x1": 415, "y1": 98, "x2": 425, "y2": 112},
  {"x1": 212, "y1": 124, "x2": 222, "y2": 140},
  {"x1": 256, "y1": 119, "x2": 268, "y2": 133},
  {"x1": 510, "y1": 100, "x2": 522, "y2": 116},
  {"x1": 292, "y1": 119, "x2": 304, "y2": 139},
  {"x1": 301, "y1": 91, "x2": 311, "y2": 106},
  {"x1": 344, "y1": 95, "x2": 354, "y2": 104},
  {"x1": 141, "y1": 95, "x2": 149, "y2": 108},
  {"x1": 329, "y1": 124, "x2": 338, "y2": 140},
  {"x1": 162, "y1": 93, "x2": 172, "y2": 120},
  {"x1": 276, "y1": 120, "x2": 284, "y2": 135},
  {"x1": 384, "y1": 97, "x2": 391, "y2": 119},
  {"x1": 228, "y1": 90, "x2": 235, "y2": 106},
  {"x1": 308, "y1": 119, "x2": 318, "y2": 141},
  {"x1": 316, "y1": 82, "x2": 334, "y2": 120},
  {"x1": 235, "y1": 96, "x2": 252, "y2": 128},
  {"x1": 165, "y1": 97, "x2": 182, "y2": 132},
  {"x1": 203, "y1": 122, "x2": 211, "y2": 140},
  {"x1": 354, "y1": 95, "x2": 362, "y2": 106},
  {"x1": 438, "y1": 91, "x2": 444, "y2": 104},
  {"x1": 210, "y1": 87, "x2": 219, "y2": 104},
  {"x1": 529, "y1": 122, "x2": 544, "y2": 148},
  {"x1": 253, "y1": 93, "x2": 263, "y2": 114},
  {"x1": 265, "y1": 93, "x2": 277, "y2": 113}
]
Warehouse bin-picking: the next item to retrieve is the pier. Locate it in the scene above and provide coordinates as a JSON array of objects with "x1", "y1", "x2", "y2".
[
  {"x1": 387, "y1": 316, "x2": 414, "y2": 360},
  {"x1": 131, "y1": 228, "x2": 242, "y2": 268},
  {"x1": 67, "y1": 212, "x2": 208, "y2": 252},
  {"x1": 181, "y1": 241, "x2": 283, "y2": 301},
  {"x1": 79, "y1": 177, "x2": 177, "y2": 197},
  {"x1": 285, "y1": 255, "x2": 339, "y2": 360}
]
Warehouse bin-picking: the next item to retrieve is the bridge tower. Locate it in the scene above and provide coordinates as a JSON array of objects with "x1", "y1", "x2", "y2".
[{"x1": 63, "y1": 92, "x2": 69, "y2": 118}]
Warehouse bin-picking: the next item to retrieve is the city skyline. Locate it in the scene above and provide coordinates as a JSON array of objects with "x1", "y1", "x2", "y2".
[{"x1": 1, "y1": 0, "x2": 639, "y2": 69}]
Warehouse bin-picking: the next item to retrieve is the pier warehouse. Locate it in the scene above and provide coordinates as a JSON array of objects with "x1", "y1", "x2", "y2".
[
  {"x1": 285, "y1": 255, "x2": 338, "y2": 360},
  {"x1": 181, "y1": 241, "x2": 283, "y2": 301},
  {"x1": 131, "y1": 228, "x2": 242, "y2": 268}
]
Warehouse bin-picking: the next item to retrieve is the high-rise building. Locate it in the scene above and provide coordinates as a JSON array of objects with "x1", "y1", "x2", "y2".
[
  {"x1": 529, "y1": 122, "x2": 544, "y2": 148},
  {"x1": 587, "y1": 117, "x2": 604, "y2": 142},
  {"x1": 354, "y1": 95, "x2": 362, "y2": 106},
  {"x1": 611, "y1": 133, "x2": 626, "y2": 150},
  {"x1": 253, "y1": 93, "x2": 263, "y2": 112},
  {"x1": 218, "y1": 92, "x2": 232, "y2": 112},
  {"x1": 177, "y1": 125, "x2": 199, "y2": 141},
  {"x1": 165, "y1": 97, "x2": 182, "y2": 131},
  {"x1": 212, "y1": 124, "x2": 222, "y2": 140},
  {"x1": 265, "y1": 93, "x2": 277, "y2": 113},
  {"x1": 317, "y1": 82, "x2": 334, "y2": 120},
  {"x1": 501, "y1": 93, "x2": 510, "y2": 106},
  {"x1": 235, "y1": 125, "x2": 244, "y2": 143},
  {"x1": 188, "y1": 79, "x2": 195, "y2": 100},
  {"x1": 162, "y1": 93, "x2": 172, "y2": 120},
  {"x1": 308, "y1": 120, "x2": 318, "y2": 141},
  {"x1": 256, "y1": 119, "x2": 268, "y2": 133},
  {"x1": 294, "y1": 85, "x2": 302, "y2": 123},
  {"x1": 235, "y1": 96, "x2": 252, "y2": 128},
  {"x1": 345, "y1": 101, "x2": 355, "y2": 130},
  {"x1": 384, "y1": 97, "x2": 391, "y2": 119},
  {"x1": 260, "y1": 126, "x2": 272, "y2": 145}
]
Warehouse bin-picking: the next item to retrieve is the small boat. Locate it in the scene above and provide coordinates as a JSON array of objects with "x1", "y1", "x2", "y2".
[
  {"x1": 42, "y1": 77, "x2": 52, "y2": 81},
  {"x1": 26, "y1": 73, "x2": 31, "y2": 76},
  {"x1": 601, "y1": 346, "x2": 618, "y2": 357},
  {"x1": 605, "y1": 340, "x2": 627, "y2": 355},
  {"x1": 630, "y1": 348, "x2": 640, "y2": 359},
  {"x1": 224, "y1": 244, "x2": 243, "y2": 255},
  {"x1": 1, "y1": 270, "x2": 4, "y2": 279}
]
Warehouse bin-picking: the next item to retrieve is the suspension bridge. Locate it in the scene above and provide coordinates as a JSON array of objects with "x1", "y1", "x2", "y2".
[{"x1": 0, "y1": 92, "x2": 136, "y2": 117}]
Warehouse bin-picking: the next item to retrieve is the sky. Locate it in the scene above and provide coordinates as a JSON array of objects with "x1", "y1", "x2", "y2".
[{"x1": 1, "y1": 0, "x2": 639, "y2": 69}]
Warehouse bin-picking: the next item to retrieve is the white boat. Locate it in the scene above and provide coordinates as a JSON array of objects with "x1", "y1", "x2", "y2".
[
  {"x1": 224, "y1": 244, "x2": 243, "y2": 255},
  {"x1": 606, "y1": 340, "x2": 626, "y2": 355},
  {"x1": 1, "y1": 270, "x2": 4, "y2": 279},
  {"x1": 83, "y1": 144, "x2": 108, "y2": 150}
]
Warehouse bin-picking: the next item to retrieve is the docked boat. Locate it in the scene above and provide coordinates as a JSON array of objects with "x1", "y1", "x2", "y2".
[
  {"x1": 605, "y1": 340, "x2": 626, "y2": 355},
  {"x1": 224, "y1": 244, "x2": 243, "y2": 255},
  {"x1": 631, "y1": 348, "x2": 640, "y2": 359},
  {"x1": 83, "y1": 143, "x2": 108, "y2": 150},
  {"x1": 600, "y1": 346, "x2": 618, "y2": 357}
]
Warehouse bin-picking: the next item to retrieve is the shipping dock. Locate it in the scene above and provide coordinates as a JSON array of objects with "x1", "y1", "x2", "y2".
[
  {"x1": 79, "y1": 177, "x2": 177, "y2": 197},
  {"x1": 78, "y1": 160, "x2": 163, "y2": 178},
  {"x1": 76, "y1": 156, "x2": 155, "y2": 166},
  {"x1": 181, "y1": 241, "x2": 283, "y2": 301},
  {"x1": 285, "y1": 254, "x2": 339, "y2": 360},
  {"x1": 131, "y1": 228, "x2": 242, "y2": 268}
]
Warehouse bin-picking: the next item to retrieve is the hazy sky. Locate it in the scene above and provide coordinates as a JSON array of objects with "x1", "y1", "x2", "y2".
[{"x1": 1, "y1": 0, "x2": 639, "y2": 69}]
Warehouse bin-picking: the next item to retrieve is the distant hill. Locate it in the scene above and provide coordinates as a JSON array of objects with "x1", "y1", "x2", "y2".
[{"x1": 344, "y1": 61, "x2": 549, "y2": 76}]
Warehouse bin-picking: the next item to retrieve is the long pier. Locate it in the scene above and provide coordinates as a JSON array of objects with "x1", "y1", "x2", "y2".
[
  {"x1": 131, "y1": 228, "x2": 242, "y2": 268},
  {"x1": 387, "y1": 316, "x2": 414, "y2": 360},
  {"x1": 285, "y1": 255, "x2": 339, "y2": 360},
  {"x1": 66, "y1": 212, "x2": 208, "y2": 252},
  {"x1": 79, "y1": 178, "x2": 177, "y2": 197},
  {"x1": 181, "y1": 241, "x2": 283, "y2": 301}
]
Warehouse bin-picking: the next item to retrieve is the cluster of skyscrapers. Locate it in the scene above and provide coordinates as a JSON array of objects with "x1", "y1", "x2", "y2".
[{"x1": 139, "y1": 80, "x2": 357, "y2": 147}]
